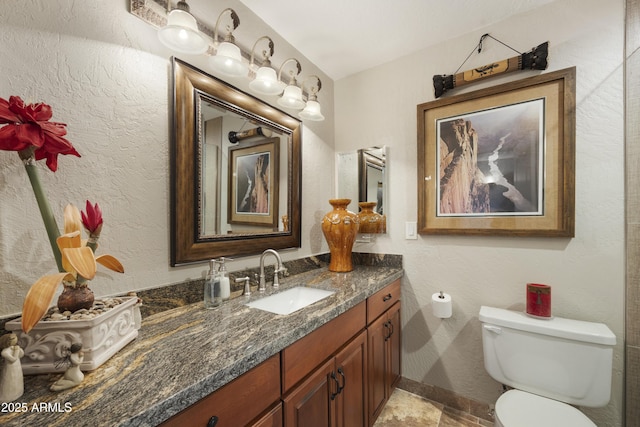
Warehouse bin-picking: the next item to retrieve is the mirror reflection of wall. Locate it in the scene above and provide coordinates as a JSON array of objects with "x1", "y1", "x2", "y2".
[
  {"x1": 202, "y1": 116, "x2": 222, "y2": 235},
  {"x1": 336, "y1": 146, "x2": 387, "y2": 233},
  {"x1": 359, "y1": 147, "x2": 385, "y2": 215},
  {"x1": 336, "y1": 151, "x2": 359, "y2": 212},
  {"x1": 199, "y1": 99, "x2": 289, "y2": 238}
]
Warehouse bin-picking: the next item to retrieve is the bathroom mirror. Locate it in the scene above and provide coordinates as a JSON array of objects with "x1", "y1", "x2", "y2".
[
  {"x1": 171, "y1": 58, "x2": 301, "y2": 265},
  {"x1": 337, "y1": 146, "x2": 387, "y2": 231}
]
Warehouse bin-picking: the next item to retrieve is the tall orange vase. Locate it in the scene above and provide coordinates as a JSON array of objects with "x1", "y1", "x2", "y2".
[{"x1": 322, "y1": 199, "x2": 359, "y2": 272}]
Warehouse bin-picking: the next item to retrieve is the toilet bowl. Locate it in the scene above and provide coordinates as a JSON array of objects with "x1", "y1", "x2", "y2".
[
  {"x1": 494, "y1": 390, "x2": 595, "y2": 427},
  {"x1": 479, "y1": 306, "x2": 616, "y2": 427}
]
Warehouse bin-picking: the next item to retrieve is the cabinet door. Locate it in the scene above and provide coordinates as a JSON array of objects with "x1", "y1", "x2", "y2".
[
  {"x1": 367, "y1": 314, "x2": 388, "y2": 424},
  {"x1": 252, "y1": 403, "x2": 283, "y2": 427},
  {"x1": 283, "y1": 358, "x2": 335, "y2": 427},
  {"x1": 334, "y1": 331, "x2": 367, "y2": 427},
  {"x1": 387, "y1": 302, "x2": 401, "y2": 392}
]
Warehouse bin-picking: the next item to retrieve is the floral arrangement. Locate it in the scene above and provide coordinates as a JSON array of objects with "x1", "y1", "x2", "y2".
[{"x1": 0, "y1": 95, "x2": 124, "y2": 333}]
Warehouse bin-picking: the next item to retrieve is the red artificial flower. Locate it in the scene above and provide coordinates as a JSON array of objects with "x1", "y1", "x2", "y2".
[
  {"x1": 81, "y1": 200, "x2": 103, "y2": 235},
  {"x1": 0, "y1": 95, "x2": 80, "y2": 171}
]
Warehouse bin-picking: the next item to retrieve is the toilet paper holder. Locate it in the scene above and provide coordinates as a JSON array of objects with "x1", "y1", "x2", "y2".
[{"x1": 431, "y1": 290, "x2": 453, "y2": 319}]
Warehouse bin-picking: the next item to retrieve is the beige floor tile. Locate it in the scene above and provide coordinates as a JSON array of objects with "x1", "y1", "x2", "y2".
[
  {"x1": 374, "y1": 389, "x2": 442, "y2": 426},
  {"x1": 374, "y1": 388, "x2": 488, "y2": 427}
]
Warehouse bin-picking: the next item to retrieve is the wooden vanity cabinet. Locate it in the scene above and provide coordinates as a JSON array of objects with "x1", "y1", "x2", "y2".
[
  {"x1": 159, "y1": 278, "x2": 402, "y2": 427},
  {"x1": 282, "y1": 301, "x2": 367, "y2": 427},
  {"x1": 366, "y1": 280, "x2": 401, "y2": 426},
  {"x1": 283, "y1": 330, "x2": 367, "y2": 427},
  {"x1": 159, "y1": 354, "x2": 281, "y2": 427}
]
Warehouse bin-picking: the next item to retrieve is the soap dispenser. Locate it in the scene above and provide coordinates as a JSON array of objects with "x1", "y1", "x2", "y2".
[
  {"x1": 204, "y1": 259, "x2": 221, "y2": 309},
  {"x1": 217, "y1": 257, "x2": 231, "y2": 301}
]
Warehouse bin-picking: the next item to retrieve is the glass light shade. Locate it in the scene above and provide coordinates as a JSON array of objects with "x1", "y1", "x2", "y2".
[
  {"x1": 249, "y1": 67, "x2": 285, "y2": 95},
  {"x1": 277, "y1": 85, "x2": 306, "y2": 109},
  {"x1": 299, "y1": 100, "x2": 325, "y2": 121},
  {"x1": 158, "y1": 9, "x2": 208, "y2": 55},
  {"x1": 210, "y1": 41, "x2": 248, "y2": 77}
]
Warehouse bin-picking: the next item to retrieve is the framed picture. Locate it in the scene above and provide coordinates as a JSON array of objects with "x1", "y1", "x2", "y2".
[
  {"x1": 228, "y1": 137, "x2": 279, "y2": 227},
  {"x1": 417, "y1": 67, "x2": 575, "y2": 236}
]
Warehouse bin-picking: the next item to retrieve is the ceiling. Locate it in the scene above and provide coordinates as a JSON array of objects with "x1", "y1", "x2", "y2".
[{"x1": 238, "y1": 0, "x2": 556, "y2": 81}]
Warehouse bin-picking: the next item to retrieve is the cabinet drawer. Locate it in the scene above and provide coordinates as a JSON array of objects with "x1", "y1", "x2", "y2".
[
  {"x1": 282, "y1": 301, "x2": 366, "y2": 393},
  {"x1": 366, "y1": 279, "x2": 400, "y2": 325},
  {"x1": 160, "y1": 354, "x2": 281, "y2": 427}
]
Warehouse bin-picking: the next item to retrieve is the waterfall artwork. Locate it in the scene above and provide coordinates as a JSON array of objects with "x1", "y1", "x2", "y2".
[
  {"x1": 436, "y1": 99, "x2": 544, "y2": 217},
  {"x1": 228, "y1": 138, "x2": 279, "y2": 228},
  {"x1": 418, "y1": 67, "x2": 575, "y2": 236}
]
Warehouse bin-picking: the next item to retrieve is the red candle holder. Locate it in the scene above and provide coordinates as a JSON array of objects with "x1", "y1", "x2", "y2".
[{"x1": 526, "y1": 283, "x2": 551, "y2": 318}]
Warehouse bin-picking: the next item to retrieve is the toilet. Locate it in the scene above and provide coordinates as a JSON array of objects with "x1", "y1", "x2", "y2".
[{"x1": 479, "y1": 306, "x2": 616, "y2": 427}]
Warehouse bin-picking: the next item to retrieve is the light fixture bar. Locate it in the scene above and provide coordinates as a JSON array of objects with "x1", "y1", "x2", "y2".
[{"x1": 130, "y1": 0, "x2": 324, "y2": 120}]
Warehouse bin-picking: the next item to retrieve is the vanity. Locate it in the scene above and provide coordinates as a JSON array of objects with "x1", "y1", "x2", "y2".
[
  {"x1": 0, "y1": 263, "x2": 402, "y2": 427},
  {"x1": 162, "y1": 274, "x2": 402, "y2": 427}
]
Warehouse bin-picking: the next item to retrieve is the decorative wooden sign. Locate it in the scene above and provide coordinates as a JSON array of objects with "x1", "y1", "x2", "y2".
[{"x1": 433, "y1": 41, "x2": 549, "y2": 98}]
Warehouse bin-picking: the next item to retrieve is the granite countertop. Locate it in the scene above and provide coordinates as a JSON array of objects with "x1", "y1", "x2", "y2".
[{"x1": 0, "y1": 263, "x2": 403, "y2": 427}]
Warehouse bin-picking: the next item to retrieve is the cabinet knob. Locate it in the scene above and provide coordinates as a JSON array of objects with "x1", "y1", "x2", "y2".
[
  {"x1": 207, "y1": 415, "x2": 219, "y2": 427},
  {"x1": 382, "y1": 293, "x2": 392, "y2": 302}
]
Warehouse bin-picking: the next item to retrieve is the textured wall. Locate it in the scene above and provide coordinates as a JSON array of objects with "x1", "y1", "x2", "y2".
[
  {"x1": 335, "y1": 0, "x2": 625, "y2": 425},
  {"x1": 0, "y1": 1, "x2": 335, "y2": 316}
]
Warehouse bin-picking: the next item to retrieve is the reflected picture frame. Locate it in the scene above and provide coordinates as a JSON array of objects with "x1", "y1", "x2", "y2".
[
  {"x1": 228, "y1": 138, "x2": 279, "y2": 228},
  {"x1": 417, "y1": 67, "x2": 576, "y2": 237}
]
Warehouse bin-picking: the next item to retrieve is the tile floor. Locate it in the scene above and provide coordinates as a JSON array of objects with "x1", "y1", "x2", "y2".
[{"x1": 373, "y1": 388, "x2": 493, "y2": 427}]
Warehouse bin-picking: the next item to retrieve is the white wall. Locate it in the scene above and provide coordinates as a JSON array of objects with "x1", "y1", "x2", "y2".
[
  {"x1": 335, "y1": 0, "x2": 625, "y2": 425},
  {"x1": 0, "y1": 1, "x2": 334, "y2": 315}
]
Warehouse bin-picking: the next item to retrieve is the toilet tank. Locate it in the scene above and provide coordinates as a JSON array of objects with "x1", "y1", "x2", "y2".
[{"x1": 479, "y1": 306, "x2": 616, "y2": 407}]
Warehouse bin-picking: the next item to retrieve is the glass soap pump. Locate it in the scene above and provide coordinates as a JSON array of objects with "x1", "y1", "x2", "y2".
[
  {"x1": 204, "y1": 259, "x2": 221, "y2": 309},
  {"x1": 216, "y1": 257, "x2": 231, "y2": 301}
]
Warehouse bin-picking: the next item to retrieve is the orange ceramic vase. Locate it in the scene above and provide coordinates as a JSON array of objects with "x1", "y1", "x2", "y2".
[
  {"x1": 322, "y1": 199, "x2": 359, "y2": 272},
  {"x1": 357, "y1": 202, "x2": 386, "y2": 234}
]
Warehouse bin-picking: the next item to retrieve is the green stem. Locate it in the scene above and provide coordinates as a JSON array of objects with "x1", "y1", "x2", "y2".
[{"x1": 22, "y1": 159, "x2": 64, "y2": 273}]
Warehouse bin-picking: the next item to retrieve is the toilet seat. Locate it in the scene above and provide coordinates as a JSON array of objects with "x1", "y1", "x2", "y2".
[{"x1": 495, "y1": 390, "x2": 596, "y2": 427}]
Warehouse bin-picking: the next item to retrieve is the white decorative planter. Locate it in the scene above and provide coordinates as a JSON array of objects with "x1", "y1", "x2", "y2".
[{"x1": 5, "y1": 296, "x2": 140, "y2": 375}]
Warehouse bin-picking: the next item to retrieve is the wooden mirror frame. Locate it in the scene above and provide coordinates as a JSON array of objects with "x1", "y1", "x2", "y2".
[{"x1": 171, "y1": 58, "x2": 302, "y2": 265}]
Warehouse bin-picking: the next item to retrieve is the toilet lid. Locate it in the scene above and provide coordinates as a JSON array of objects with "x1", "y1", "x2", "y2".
[{"x1": 496, "y1": 390, "x2": 596, "y2": 427}]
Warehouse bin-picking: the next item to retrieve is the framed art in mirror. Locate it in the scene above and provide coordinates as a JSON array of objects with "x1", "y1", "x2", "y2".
[
  {"x1": 417, "y1": 67, "x2": 575, "y2": 237},
  {"x1": 171, "y1": 58, "x2": 301, "y2": 265},
  {"x1": 228, "y1": 137, "x2": 279, "y2": 227}
]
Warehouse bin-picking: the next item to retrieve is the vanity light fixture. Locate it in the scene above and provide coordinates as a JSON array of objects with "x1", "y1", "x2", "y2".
[
  {"x1": 210, "y1": 8, "x2": 248, "y2": 77},
  {"x1": 277, "y1": 58, "x2": 306, "y2": 110},
  {"x1": 133, "y1": 2, "x2": 324, "y2": 121},
  {"x1": 157, "y1": 0, "x2": 209, "y2": 55},
  {"x1": 248, "y1": 36, "x2": 285, "y2": 96},
  {"x1": 299, "y1": 76, "x2": 325, "y2": 121}
]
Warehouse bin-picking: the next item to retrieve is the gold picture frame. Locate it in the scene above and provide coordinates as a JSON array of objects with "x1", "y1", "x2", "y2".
[
  {"x1": 417, "y1": 67, "x2": 576, "y2": 237},
  {"x1": 228, "y1": 137, "x2": 279, "y2": 228}
]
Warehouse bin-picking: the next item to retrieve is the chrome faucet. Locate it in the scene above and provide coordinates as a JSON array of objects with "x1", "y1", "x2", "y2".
[{"x1": 259, "y1": 249, "x2": 286, "y2": 291}]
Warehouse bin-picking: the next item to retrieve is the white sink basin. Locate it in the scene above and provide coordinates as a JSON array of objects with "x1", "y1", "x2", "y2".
[{"x1": 246, "y1": 286, "x2": 335, "y2": 315}]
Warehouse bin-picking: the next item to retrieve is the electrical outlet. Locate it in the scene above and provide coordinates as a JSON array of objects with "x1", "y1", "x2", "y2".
[{"x1": 405, "y1": 221, "x2": 417, "y2": 239}]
